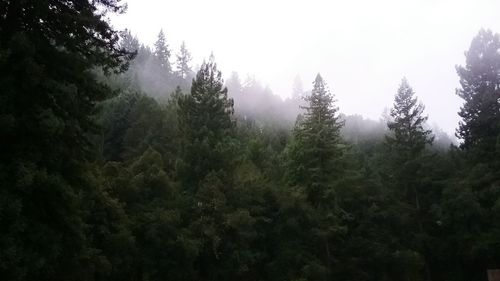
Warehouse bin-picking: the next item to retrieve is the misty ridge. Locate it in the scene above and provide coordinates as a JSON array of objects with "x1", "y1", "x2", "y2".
[
  {"x1": 107, "y1": 29, "x2": 456, "y2": 150},
  {"x1": 3, "y1": 1, "x2": 500, "y2": 281}
]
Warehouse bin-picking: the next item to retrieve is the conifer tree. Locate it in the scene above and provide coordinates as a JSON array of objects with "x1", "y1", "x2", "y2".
[
  {"x1": 154, "y1": 29, "x2": 171, "y2": 73},
  {"x1": 0, "y1": 0, "x2": 131, "y2": 279},
  {"x1": 456, "y1": 29, "x2": 500, "y2": 159},
  {"x1": 287, "y1": 73, "x2": 344, "y2": 206},
  {"x1": 384, "y1": 78, "x2": 434, "y2": 281},
  {"x1": 178, "y1": 55, "x2": 235, "y2": 188},
  {"x1": 385, "y1": 78, "x2": 433, "y2": 207},
  {"x1": 386, "y1": 78, "x2": 433, "y2": 161},
  {"x1": 444, "y1": 30, "x2": 500, "y2": 280},
  {"x1": 119, "y1": 29, "x2": 140, "y2": 53},
  {"x1": 175, "y1": 41, "x2": 192, "y2": 79}
]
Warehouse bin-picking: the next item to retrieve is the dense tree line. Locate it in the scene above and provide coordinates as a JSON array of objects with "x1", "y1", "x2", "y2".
[{"x1": 1, "y1": 1, "x2": 500, "y2": 281}]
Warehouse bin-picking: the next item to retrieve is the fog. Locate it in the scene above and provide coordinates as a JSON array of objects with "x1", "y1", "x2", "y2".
[
  {"x1": 111, "y1": 0, "x2": 500, "y2": 135},
  {"x1": 5, "y1": 2, "x2": 500, "y2": 280}
]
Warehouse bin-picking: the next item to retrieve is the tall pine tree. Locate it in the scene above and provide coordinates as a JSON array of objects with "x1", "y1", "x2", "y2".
[
  {"x1": 384, "y1": 78, "x2": 434, "y2": 281},
  {"x1": 287, "y1": 73, "x2": 344, "y2": 206},
  {"x1": 154, "y1": 29, "x2": 172, "y2": 74},
  {"x1": 456, "y1": 29, "x2": 500, "y2": 159},
  {"x1": 444, "y1": 29, "x2": 500, "y2": 280},
  {"x1": 175, "y1": 41, "x2": 192, "y2": 79},
  {"x1": 386, "y1": 78, "x2": 433, "y2": 161},
  {"x1": 177, "y1": 55, "x2": 235, "y2": 188}
]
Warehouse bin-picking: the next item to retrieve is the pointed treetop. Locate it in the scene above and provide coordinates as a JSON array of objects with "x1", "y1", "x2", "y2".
[
  {"x1": 176, "y1": 41, "x2": 192, "y2": 79},
  {"x1": 456, "y1": 29, "x2": 500, "y2": 153},
  {"x1": 386, "y1": 77, "x2": 433, "y2": 155},
  {"x1": 154, "y1": 29, "x2": 171, "y2": 72},
  {"x1": 312, "y1": 73, "x2": 327, "y2": 94}
]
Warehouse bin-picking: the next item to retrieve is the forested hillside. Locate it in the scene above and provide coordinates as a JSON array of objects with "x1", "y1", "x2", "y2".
[{"x1": 1, "y1": 1, "x2": 499, "y2": 281}]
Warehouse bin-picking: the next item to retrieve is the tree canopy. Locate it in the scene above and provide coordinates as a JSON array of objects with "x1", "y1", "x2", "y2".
[{"x1": 1, "y1": 3, "x2": 499, "y2": 281}]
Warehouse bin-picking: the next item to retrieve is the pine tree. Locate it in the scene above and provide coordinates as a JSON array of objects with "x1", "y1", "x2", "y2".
[
  {"x1": 384, "y1": 78, "x2": 434, "y2": 281},
  {"x1": 287, "y1": 73, "x2": 344, "y2": 206},
  {"x1": 446, "y1": 29, "x2": 500, "y2": 280},
  {"x1": 456, "y1": 29, "x2": 500, "y2": 158},
  {"x1": 385, "y1": 78, "x2": 433, "y2": 205},
  {"x1": 154, "y1": 29, "x2": 171, "y2": 73},
  {"x1": 175, "y1": 41, "x2": 192, "y2": 79},
  {"x1": 0, "y1": 0, "x2": 131, "y2": 279},
  {"x1": 386, "y1": 78, "x2": 433, "y2": 161},
  {"x1": 119, "y1": 29, "x2": 140, "y2": 53},
  {"x1": 178, "y1": 55, "x2": 235, "y2": 188}
]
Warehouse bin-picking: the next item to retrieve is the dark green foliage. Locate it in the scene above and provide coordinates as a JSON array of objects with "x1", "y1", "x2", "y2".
[
  {"x1": 386, "y1": 78, "x2": 433, "y2": 160},
  {"x1": 456, "y1": 29, "x2": 500, "y2": 156},
  {"x1": 178, "y1": 56, "x2": 236, "y2": 188},
  {"x1": 441, "y1": 29, "x2": 500, "y2": 280},
  {"x1": 0, "y1": 1, "x2": 130, "y2": 280},
  {"x1": 1, "y1": 3, "x2": 499, "y2": 280},
  {"x1": 287, "y1": 74, "x2": 345, "y2": 206},
  {"x1": 381, "y1": 78, "x2": 435, "y2": 280}
]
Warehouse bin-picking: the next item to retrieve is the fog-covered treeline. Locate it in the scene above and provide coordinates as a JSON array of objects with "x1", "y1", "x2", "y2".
[{"x1": 1, "y1": 1, "x2": 500, "y2": 281}]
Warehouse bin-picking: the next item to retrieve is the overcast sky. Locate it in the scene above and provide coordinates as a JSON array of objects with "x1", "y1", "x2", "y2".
[{"x1": 110, "y1": 0, "x2": 500, "y2": 135}]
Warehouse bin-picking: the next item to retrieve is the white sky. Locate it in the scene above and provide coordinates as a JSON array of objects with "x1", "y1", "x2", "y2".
[{"x1": 111, "y1": 0, "x2": 500, "y2": 134}]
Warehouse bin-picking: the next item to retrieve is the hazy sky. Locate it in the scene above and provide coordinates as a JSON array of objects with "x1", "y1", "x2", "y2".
[{"x1": 111, "y1": 0, "x2": 500, "y2": 135}]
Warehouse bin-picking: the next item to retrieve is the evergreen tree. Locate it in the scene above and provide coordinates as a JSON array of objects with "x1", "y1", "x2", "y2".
[
  {"x1": 442, "y1": 29, "x2": 500, "y2": 280},
  {"x1": 154, "y1": 29, "x2": 172, "y2": 73},
  {"x1": 386, "y1": 78, "x2": 433, "y2": 161},
  {"x1": 175, "y1": 41, "x2": 193, "y2": 79},
  {"x1": 287, "y1": 73, "x2": 344, "y2": 206},
  {"x1": 384, "y1": 78, "x2": 434, "y2": 281},
  {"x1": 0, "y1": 0, "x2": 131, "y2": 280},
  {"x1": 119, "y1": 29, "x2": 140, "y2": 54},
  {"x1": 178, "y1": 55, "x2": 235, "y2": 188},
  {"x1": 285, "y1": 74, "x2": 349, "y2": 280},
  {"x1": 456, "y1": 29, "x2": 500, "y2": 159}
]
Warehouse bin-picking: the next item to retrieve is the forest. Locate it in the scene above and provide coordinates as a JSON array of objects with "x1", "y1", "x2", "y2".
[{"x1": 1, "y1": 1, "x2": 500, "y2": 281}]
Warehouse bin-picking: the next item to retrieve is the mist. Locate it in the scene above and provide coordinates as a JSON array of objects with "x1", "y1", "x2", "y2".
[
  {"x1": 110, "y1": 0, "x2": 500, "y2": 136},
  {"x1": 3, "y1": 1, "x2": 500, "y2": 281}
]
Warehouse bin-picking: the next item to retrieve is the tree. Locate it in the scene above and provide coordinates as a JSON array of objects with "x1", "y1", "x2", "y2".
[
  {"x1": 175, "y1": 41, "x2": 192, "y2": 79},
  {"x1": 456, "y1": 29, "x2": 500, "y2": 159},
  {"x1": 287, "y1": 73, "x2": 344, "y2": 206},
  {"x1": 154, "y1": 29, "x2": 172, "y2": 73},
  {"x1": 0, "y1": 0, "x2": 130, "y2": 279},
  {"x1": 285, "y1": 74, "x2": 348, "y2": 280},
  {"x1": 384, "y1": 78, "x2": 434, "y2": 281},
  {"x1": 226, "y1": 71, "x2": 243, "y2": 98},
  {"x1": 442, "y1": 29, "x2": 500, "y2": 280},
  {"x1": 119, "y1": 29, "x2": 140, "y2": 54},
  {"x1": 177, "y1": 55, "x2": 235, "y2": 188},
  {"x1": 386, "y1": 78, "x2": 433, "y2": 161}
]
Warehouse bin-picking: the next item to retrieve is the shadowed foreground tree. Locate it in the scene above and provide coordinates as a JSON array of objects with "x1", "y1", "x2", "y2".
[
  {"x1": 0, "y1": 1, "x2": 131, "y2": 280},
  {"x1": 438, "y1": 29, "x2": 500, "y2": 281}
]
